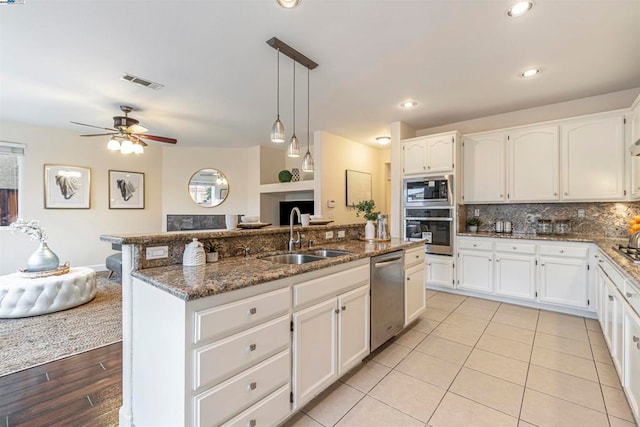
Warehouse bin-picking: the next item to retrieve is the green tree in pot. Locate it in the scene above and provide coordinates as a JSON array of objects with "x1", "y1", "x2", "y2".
[
  {"x1": 355, "y1": 200, "x2": 380, "y2": 240},
  {"x1": 466, "y1": 217, "x2": 482, "y2": 233}
]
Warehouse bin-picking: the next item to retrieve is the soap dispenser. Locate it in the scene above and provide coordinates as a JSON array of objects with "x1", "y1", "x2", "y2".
[{"x1": 183, "y1": 238, "x2": 205, "y2": 266}]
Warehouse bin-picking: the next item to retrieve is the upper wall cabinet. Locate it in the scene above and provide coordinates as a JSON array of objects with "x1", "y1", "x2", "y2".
[
  {"x1": 507, "y1": 126, "x2": 560, "y2": 202},
  {"x1": 561, "y1": 115, "x2": 625, "y2": 201},
  {"x1": 631, "y1": 93, "x2": 640, "y2": 145},
  {"x1": 462, "y1": 132, "x2": 506, "y2": 203},
  {"x1": 403, "y1": 134, "x2": 455, "y2": 176}
]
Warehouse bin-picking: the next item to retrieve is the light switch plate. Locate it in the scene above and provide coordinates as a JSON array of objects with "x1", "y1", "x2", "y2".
[
  {"x1": 474, "y1": 208, "x2": 480, "y2": 217},
  {"x1": 146, "y1": 246, "x2": 169, "y2": 260},
  {"x1": 325, "y1": 231, "x2": 334, "y2": 239},
  {"x1": 337, "y1": 230, "x2": 345, "y2": 238},
  {"x1": 577, "y1": 209, "x2": 585, "y2": 218}
]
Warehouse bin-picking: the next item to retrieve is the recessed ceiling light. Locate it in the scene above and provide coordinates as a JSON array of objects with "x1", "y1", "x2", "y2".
[
  {"x1": 520, "y1": 67, "x2": 541, "y2": 78},
  {"x1": 276, "y1": 0, "x2": 300, "y2": 8},
  {"x1": 400, "y1": 100, "x2": 418, "y2": 109},
  {"x1": 376, "y1": 136, "x2": 391, "y2": 145},
  {"x1": 506, "y1": 1, "x2": 534, "y2": 17}
]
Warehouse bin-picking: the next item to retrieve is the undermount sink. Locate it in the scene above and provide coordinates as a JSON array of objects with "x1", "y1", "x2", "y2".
[
  {"x1": 310, "y1": 249, "x2": 352, "y2": 257},
  {"x1": 260, "y1": 254, "x2": 326, "y2": 265}
]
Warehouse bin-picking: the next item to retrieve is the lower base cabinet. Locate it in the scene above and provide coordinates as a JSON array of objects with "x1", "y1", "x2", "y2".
[
  {"x1": 426, "y1": 254, "x2": 454, "y2": 289},
  {"x1": 458, "y1": 249, "x2": 493, "y2": 293},
  {"x1": 624, "y1": 305, "x2": 640, "y2": 420},
  {"x1": 538, "y1": 256, "x2": 588, "y2": 309},
  {"x1": 494, "y1": 253, "x2": 536, "y2": 300},
  {"x1": 405, "y1": 263, "x2": 425, "y2": 325}
]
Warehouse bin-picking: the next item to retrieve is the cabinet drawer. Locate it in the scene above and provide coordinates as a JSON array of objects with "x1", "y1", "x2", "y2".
[
  {"x1": 538, "y1": 244, "x2": 588, "y2": 258},
  {"x1": 194, "y1": 287, "x2": 290, "y2": 344},
  {"x1": 600, "y1": 258, "x2": 625, "y2": 290},
  {"x1": 293, "y1": 264, "x2": 369, "y2": 309},
  {"x1": 195, "y1": 351, "x2": 290, "y2": 427},
  {"x1": 405, "y1": 246, "x2": 425, "y2": 267},
  {"x1": 194, "y1": 315, "x2": 289, "y2": 390},
  {"x1": 458, "y1": 239, "x2": 493, "y2": 251},
  {"x1": 625, "y1": 279, "x2": 640, "y2": 316},
  {"x1": 221, "y1": 384, "x2": 291, "y2": 427},
  {"x1": 495, "y1": 242, "x2": 536, "y2": 255}
]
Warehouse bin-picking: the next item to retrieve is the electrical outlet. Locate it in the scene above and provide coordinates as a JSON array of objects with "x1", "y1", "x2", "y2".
[
  {"x1": 327, "y1": 212, "x2": 334, "y2": 219},
  {"x1": 577, "y1": 209, "x2": 585, "y2": 218},
  {"x1": 337, "y1": 230, "x2": 345, "y2": 238},
  {"x1": 146, "y1": 246, "x2": 168, "y2": 260},
  {"x1": 325, "y1": 231, "x2": 334, "y2": 239},
  {"x1": 474, "y1": 208, "x2": 480, "y2": 217}
]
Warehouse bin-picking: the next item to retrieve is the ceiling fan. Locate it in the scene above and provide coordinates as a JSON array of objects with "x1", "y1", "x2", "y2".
[{"x1": 71, "y1": 105, "x2": 177, "y2": 154}]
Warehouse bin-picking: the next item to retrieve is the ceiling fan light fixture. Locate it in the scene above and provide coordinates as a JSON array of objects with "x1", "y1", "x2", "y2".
[
  {"x1": 120, "y1": 138, "x2": 134, "y2": 154},
  {"x1": 107, "y1": 137, "x2": 121, "y2": 151},
  {"x1": 132, "y1": 142, "x2": 144, "y2": 154},
  {"x1": 276, "y1": 0, "x2": 300, "y2": 8},
  {"x1": 507, "y1": 1, "x2": 534, "y2": 17},
  {"x1": 376, "y1": 136, "x2": 391, "y2": 145}
]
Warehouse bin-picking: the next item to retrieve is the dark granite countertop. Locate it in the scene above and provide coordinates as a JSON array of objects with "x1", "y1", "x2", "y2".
[
  {"x1": 131, "y1": 239, "x2": 422, "y2": 301},
  {"x1": 458, "y1": 231, "x2": 595, "y2": 243}
]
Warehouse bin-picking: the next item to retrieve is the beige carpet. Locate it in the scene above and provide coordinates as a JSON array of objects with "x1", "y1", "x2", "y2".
[{"x1": 0, "y1": 271, "x2": 122, "y2": 376}]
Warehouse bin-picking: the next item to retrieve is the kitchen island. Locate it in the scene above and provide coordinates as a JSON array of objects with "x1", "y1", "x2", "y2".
[{"x1": 101, "y1": 225, "x2": 421, "y2": 427}]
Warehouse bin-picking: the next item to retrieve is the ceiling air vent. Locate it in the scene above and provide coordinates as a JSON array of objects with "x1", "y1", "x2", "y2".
[{"x1": 121, "y1": 73, "x2": 164, "y2": 90}]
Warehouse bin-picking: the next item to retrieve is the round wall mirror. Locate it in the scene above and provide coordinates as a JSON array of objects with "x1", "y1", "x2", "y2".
[{"x1": 188, "y1": 168, "x2": 229, "y2": 207}]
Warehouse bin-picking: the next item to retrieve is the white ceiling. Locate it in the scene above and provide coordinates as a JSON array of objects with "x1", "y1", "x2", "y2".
[{"x1": 1, "y1": 0, "x2": 639, "y2": 149}]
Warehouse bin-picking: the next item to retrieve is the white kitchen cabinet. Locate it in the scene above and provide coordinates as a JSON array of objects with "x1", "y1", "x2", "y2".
[
  {"x1": 538, "y1": 256, "x2": 589, "y2": 309},
  {"x1": 426, "y1": 254, "x2": 454, "y2": 289},
  {"x1": 604, "y1": 279, "x2": 624, "y2": 375},
  {"x1": 458, "y1": 249, "x2": 493, "y2": 293},
  {"x1": 631, "y1": 93, "x2": 640, "y2": 145},
  {"x1": 561, "y1": 115, "x2": 625, "y2": 201},
  {"x1": 494, "y1": 252, "x2": 536, "y2": 301},
  {"x1": 402, "y1": 134, "x2": 455, "y2": 176},
  {"x1": 337, "y1": 285, "x2": 370, "y2": 374},
  {"x1": 631, "y1": 156, "x2": 640, "y2": 199},
  {"x1": 507, "y1": 126, "x2": 560, "y2": 202},
  {"x1": 462, "y1": 132, "x2": 506, "y2": 203},
  {"x1": 405, "y1": 246, "x2": 426, "y2": 326},
  {"x1": 623, "y1": 303, "x2": 640, "y2": 421}
]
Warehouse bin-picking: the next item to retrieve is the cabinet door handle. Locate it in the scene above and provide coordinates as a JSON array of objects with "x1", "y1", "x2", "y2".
[
  {"x1": 627, "y1": 292, "x2": 635, "y2": 298},
  {"x1": 473, "y1": 244, "x2": 477, "y2": 247},
  {"x1": 249, "y1": 420, "x2": 257, "y2": 427},
  {"x1": 249, "y1": 344, "x2": 257, "y2": 352},
  {"x1": 407, "y1": 277, "x2": 411, "y2": 281},
  {"x1": 500, "y1": 194, "x2": 504, "y2": 198},
  {"x1": 249, "y1": 382, "x2": 257, "y2": 390},
  {"x1": 249, "y1": 307, "x2": 257, "y2": 315},
  {"x1": 540, "y1": 264, "x2": 545, "y2": 267},
  {"x1": 598, "y1": 259, "x2": 605, "y2": 263},
  {"x1": 488, "y1": 258, "x2": 492, "y2": 262},
  {"x1": 633, "y1": 336, "x2": 639, "y2": 343},
  {"x1": 335, "y1": 308, "x2": 340, "y2": 314},
  {"x1": 428, "y1": 263, "x2": 432, "y2": 266},
  {"x1": 496, "y1": 259, "x2": 500, "y2": 263},
  {"x1": 559, "y1": 249, "x2": 564, "y2": 254},
  {"x1": 341, "y1": 305, "x2": 347, "y2": 311},
  {"x1": 513, "y1": 246, "x2": 517, "y2": 250},
  {"x1": 608, "y1": 295, "x2": 614, "y2": 301},
  {"x1": 554, "y1": 192, "x2": 558, "y2": 196},
  {"x1": 564, "y1": 192, "x2": 569, "y2": 196}
]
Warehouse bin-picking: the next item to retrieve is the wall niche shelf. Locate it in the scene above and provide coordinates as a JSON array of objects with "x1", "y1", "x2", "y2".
[{"x1": 260, "y1": 180, "x2": 315, "y2": 194}]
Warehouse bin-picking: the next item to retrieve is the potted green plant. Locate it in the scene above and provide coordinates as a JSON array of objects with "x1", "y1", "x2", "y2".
[
  {"x1": 355, "y1": 200, "x2": 380, "y2": 239},
  {"x1": 466, "y1": 217, "x2": 482, "y2": 233},
  {"x1": 203, "y1": 241, "x2": 220, "y2": 263}
]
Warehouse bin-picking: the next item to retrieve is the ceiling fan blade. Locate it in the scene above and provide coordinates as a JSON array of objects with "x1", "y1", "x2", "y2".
[
  {"x1": 70, "y1": 121, "x2": 118, "y2": 132},
  {"x1": 138, "y1": 134, "x2": 177, "y2": 144},
  {"x1": 80, "y1": 133, "x2": 118, "y2": 137},
  {"x1": 128, "y1": 124, "x2": 148, "y2": 134},
  {"x1": 131, "y1": 136, "x2": 148, "y2": 146}
]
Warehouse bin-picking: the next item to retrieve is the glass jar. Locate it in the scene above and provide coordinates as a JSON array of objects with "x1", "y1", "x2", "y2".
[
  {"x1": 537, "y1": 219, "x2": 553, "y2": 235},
  {"x1": 554, "y1": 219, "x2": 571, "y2": 235},
  {"x1": 377, "y1": 214, "x2": 388, "y2": 240}
]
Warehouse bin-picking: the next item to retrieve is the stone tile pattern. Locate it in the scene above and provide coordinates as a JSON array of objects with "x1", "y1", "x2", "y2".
[
  {"x1": 283, "y1": 292, "x2": 638, "y2": 427},
  {"x1": 166, "y1": 214, "x2": 228, "y2": 231},
  {"x1": 463, "y1": 201, "x2": 640, "y2": 238}
]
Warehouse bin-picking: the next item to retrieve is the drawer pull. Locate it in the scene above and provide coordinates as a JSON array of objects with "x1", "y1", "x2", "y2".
[
  {"x1": 249, "y1": 382, "x2": 257, "y2": 390},
  {"x1": 488, "y1": 258, "x2": 492, "y2": 262},
  {"x1": 512, "y1": 246, "x2": 517, "y2": 250},
  {"x1": 598, "y1": 259, "x2": 604, "y2": 263},
  {"x1": 627, "y1": 292, "x2": 635, "y2": 298},
  {"x1": 249, "y1": 344, "x2": 257, "y2": 352},
  {"x1": 559, "y1": 249, "x2": 564, "y2": 254},
  {"x1": 249, "y1": 420, "x2": 257, "y2": 427},
  {"x1": 496, "y1": 259, "x2": 500, "y2": 263},
  {"x1": 341, "y1": 305, "x2": 347, "y2": 311},
  {"x1": 335, "y1": 308, "x2": 340, "y2": 314},
  {"x1": 415, "y1": 254, "x2": 419, "y2": 259},
  {"x1": 608, "y1": 295, "x2": 614, "y2": 301},
  {"x1": 634, "y1": 336, "x2": 639, "y2": 343},
  {"x1": 249, "y1": 307, "x2": 257, "y2": 315}
]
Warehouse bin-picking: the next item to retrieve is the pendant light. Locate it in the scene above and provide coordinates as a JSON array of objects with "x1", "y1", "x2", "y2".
[
  {"x1": 287, "y1": 58, "x2": 300, "y2": 157},
  {"x1": 301, "y1": 67, "x2": 314, "y2": 172},
  {"x1": 270, "y1": 49, "x2": 285, "y2": 143}
]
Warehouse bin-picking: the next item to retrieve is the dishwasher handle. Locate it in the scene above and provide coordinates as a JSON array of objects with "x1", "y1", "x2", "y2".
[{"x1": 373, "y1": 257, "x2": 403, "y2": 268}]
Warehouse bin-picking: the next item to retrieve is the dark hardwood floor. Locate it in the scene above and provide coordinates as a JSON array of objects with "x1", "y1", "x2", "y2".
[{"x1": 0, "y1": 342, "x2": 122, "y2": 427}]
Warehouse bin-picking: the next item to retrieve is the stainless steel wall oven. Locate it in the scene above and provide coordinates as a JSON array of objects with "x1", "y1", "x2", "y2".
[{"x1": 404, "y1": 207, "x2": 453, "y2": 255}]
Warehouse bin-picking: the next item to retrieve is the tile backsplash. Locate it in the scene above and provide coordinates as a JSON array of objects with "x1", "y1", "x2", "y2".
[{"x1": 464, "y1": 202, "x2": 640, "y2": 238}]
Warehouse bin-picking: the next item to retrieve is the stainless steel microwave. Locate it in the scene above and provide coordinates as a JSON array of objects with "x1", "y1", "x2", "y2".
[{"x1": 403, "y1": 175, "x2": 453, "y2": 207}]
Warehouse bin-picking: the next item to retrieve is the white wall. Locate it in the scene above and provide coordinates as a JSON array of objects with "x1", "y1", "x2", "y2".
[
  {"x1": 161, "y1": 146, "x2": 249, "y2": 223},
  {"x1": 0, "y1": 120, "x2": 163, "y2": 275}
]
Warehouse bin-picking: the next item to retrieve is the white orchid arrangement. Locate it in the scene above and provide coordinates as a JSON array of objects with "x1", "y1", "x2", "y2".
[{"x1": 10, "y1": 219, "x2": 48, "y2": 242}]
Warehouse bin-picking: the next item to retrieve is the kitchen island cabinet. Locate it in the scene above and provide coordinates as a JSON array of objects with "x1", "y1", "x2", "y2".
[{"x1": 404, "y1": 246, "x2": 426, "y2": 326}]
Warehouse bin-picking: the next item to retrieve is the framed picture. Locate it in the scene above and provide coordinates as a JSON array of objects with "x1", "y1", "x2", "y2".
[
  {"x1": 345, "y1": 169, "x2": 372, "y2": 207},
  {"x1": 44, "y1": 164, "x2": 91, "y2": 209},
  {"x1": 109, "y1": 170, "x2": 145, "y2": 209}
]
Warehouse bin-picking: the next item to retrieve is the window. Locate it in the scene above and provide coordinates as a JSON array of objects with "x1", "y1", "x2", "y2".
[{"x1": 0, "y1": 142, "x2": 24, "y2": 227}]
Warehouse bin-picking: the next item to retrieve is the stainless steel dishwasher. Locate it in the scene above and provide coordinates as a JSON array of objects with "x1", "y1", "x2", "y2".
[{"x1": 370, "y1": 250, "x2": 405, "y2": 352}]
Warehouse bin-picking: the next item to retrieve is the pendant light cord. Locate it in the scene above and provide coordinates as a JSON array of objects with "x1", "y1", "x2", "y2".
[
  {"x1": 276, "y1": 49, "x2": 280, "y2": 117},
  {"x1": 292, "y1": 58, "x2": 296, "y2": 135},
  {"x1": 307, "y1": 67, "x2": 310, "y2": 152}
]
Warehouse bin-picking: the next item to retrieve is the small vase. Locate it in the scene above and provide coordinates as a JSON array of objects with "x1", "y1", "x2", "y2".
[
  {"x1": 291, "y1": 168, "x2": 300, "y2": 182},
  {"x1": 468, "y1": 225, "x2": 478, "y2": 233},
  {"x1": 206, "y1": 252, "x2": 219, "y2": 263},
  {"x1": 365, "y1": 220, "x2": 375, "y2": 240},
  {"x1": 26, "y1": 241, "x2": 60, "y2": 272}
]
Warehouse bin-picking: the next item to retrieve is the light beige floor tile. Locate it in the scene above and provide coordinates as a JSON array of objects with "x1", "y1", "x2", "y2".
[
  {"x1": 444, "y1": 312, "x2": 490, "y2": 332},
  {"x1": 431, "y1": 292, "x2": 467, "y2": 304},
  {"x1": 602, "y1": 384, "x2": 636, "y2": 422},
  {"x1": 536, "y1": 319, "x2": 590, "y2": 342},
  {"x1": 596, "y1": 361, "x2": 622, "y2": 389},
  {"x1": 281, "y1": 412, "x2": 323, "y2": 427},
  {"x1": 421, "y1": 307, "x2": 453, "y2": 322},
  {"x1": 425, "y1": 290, "x2": 439, "y2": 299},
  {"x1": 591, "y1": 344, "x2": 614, "y2": 365},
  {"x1": 450, "y1": 367, "x2": 524, "y2": 417},
  {"x1": 534, "y1": 332, "x2": 593, "y2": 359},
  {"x1": 530, "y1": 346, "x2": 598, "y2": 382},
  {"x1": 520, "y1": 389, "x2": 609, "y2": 427},
  {"x1": 609, "y1": 415, "x2": 638, "y2": 427},
  {"x1": 538, "y1": 310, "x2": 586, "y2": 329},
  {"x1": 395, "y1": 350, "x2": 461, "y2": 389},
  {"x1": 588, "y1": 330, "x2": 607, "y2": 348},
  {"x1": 476, "y1": 333, "x2": 532, "y2": 362},
  {"x1": 335, "y1": 395, "x2": 424, "y2": 427},
  {"x1": 526, "y1": 364, "x2": 605, "y2": 412},
  {"x1": 371, "y1": 342, "x2": 411, "y2": 368},
  {"x1": 369, "y1": 370, "x2": 445, "y2": 423},
  {"x1": 427, "y1": 299, "x2": 461, "y2": 312},
  {"x1": 497, "y1": 303, "x2": 539, "y2": 318},
  {"x1": 414, "y1": 335, "x2": 473, "y2": 365},
  {"x1": 411, "y1": 317, "x2": 440, "y2": 334},
  {"x1": 341, "y1": 360, "x2": 391, "y2": 393},
  {"x1": 459, "y1": 296, "x2": 501, "y2": 311},
  {"x1": 464, "y1": 349, "x2": 528, "y2": 385},
  {"x1": 394, "y1": 329, "x2": 428, "y2": 349},
  {"x1": 303, "y1": 382, "x2": 364, "y2": 427},
  {"x1": 453, "y1": 304, "x2": 497, "y2": 321},
  {"x1": 485, "y1": 322, "x2": 535, "y2": 345},
  {"x1": 492, "y1": 311, "x2": 538, "y2": 331},
  {"x1": 429, "y1": 392, "x2": 518, "y2": 427},
  {"x1": 518, "y1": 421, "x2": 536, "y2": 427},
  {"x1": 430, "y1": 322, "x2": 483, "y2": 346},
  {"x1": 586, "y1": 318, "x2": 602, "y2": 332}
]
